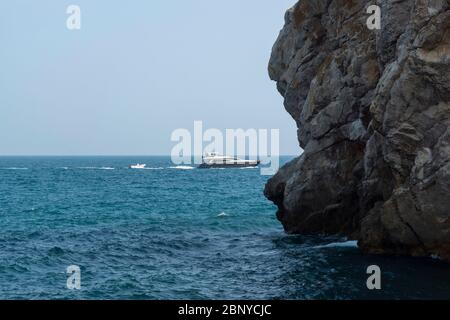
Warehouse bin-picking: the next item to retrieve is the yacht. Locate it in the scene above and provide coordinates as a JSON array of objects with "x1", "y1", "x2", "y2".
[
  {"x1": 198, "y1": 153, "x2": 260, "y2": 169},
  {"x1": 129, "y1": 163, "x2": 146, "y2": 169}
]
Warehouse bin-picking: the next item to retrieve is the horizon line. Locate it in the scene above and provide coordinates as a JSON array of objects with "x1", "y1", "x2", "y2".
[{"x1": 0, "y1": 154, "x2": 299, "y2": 157}]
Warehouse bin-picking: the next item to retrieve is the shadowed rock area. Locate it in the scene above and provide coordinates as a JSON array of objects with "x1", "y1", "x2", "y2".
[{"x1": 264, "y1": 0, "x2": 450, "y2": 260}]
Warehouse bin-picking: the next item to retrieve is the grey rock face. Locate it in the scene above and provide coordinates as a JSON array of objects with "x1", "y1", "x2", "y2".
[{"x1": 265, "y1": 0, "x2": 450, "y2": 260}]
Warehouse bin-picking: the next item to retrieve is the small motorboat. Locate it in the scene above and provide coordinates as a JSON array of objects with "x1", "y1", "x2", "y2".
[{"x1": 129, "y1": 163, "x2": 146, "y2": 169}]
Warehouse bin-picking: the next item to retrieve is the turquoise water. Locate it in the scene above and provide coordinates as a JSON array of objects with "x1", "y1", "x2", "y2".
[{"x1": 1, "y1": 156, "x2": 450, "y2": 300}]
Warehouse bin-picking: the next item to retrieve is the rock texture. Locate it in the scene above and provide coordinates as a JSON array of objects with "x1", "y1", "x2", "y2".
[{"x1": 265, "y1": 0, "x2": 450, "y2": 260}]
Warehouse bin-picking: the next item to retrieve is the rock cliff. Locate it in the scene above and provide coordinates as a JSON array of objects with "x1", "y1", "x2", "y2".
[{"x1": 265, "y1": 0, "x2": 450, "y2": 260}]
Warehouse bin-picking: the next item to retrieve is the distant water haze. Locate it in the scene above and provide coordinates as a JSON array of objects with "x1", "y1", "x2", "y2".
[{"x1": 0, "y1": 0, "x2": 299, "y2": 156}]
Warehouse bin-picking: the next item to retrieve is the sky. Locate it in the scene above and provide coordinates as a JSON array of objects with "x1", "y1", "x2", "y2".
[{"x1": 0, "y1": 0, "x2": 300, "y2": 156}]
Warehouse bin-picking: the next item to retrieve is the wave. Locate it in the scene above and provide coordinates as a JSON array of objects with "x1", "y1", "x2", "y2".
[
  {"x1": 1, "y1": 167, "x2": 28, "y2": 170},
  {"x1": 48, "y1": 246, "x2": 65, "y2": 256},
  {"x1": 129, "y1": 167, "x2": 164, "y2": 170},
  {"x1": 313, "y1": 240, "x2": 358, "y2": 249},
  {"x1": 169, "y1": 166, "x2": 195, "y2": 170},
  {"x1": 217, "y1": 212, "x2": 229, "y2": 217},
  {"x1": 240, "y1": 166, "x2": 258, "y2": 169},
  {"x1": 77, "y1": 167, "x2": 115, "y2": 170}
]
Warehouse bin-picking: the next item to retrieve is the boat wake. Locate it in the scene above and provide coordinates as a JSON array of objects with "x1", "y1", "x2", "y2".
[{"x1": 169, "y1": 166, "x2": 195, "y2": 170}]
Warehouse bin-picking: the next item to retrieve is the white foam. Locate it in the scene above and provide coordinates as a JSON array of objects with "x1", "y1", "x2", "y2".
[
  {"x1": 169, "y1": 166, "x2": 195, "y2": 170},
  {"x1": 240, "y1": 166, "x2": 258, "y2": 169},
  {"x1": 217, "y1": 212, "x2": 229, "y2": 217},
  {"x1": 314, "y1": 240, "x2": 358, "y2": 249},
  {"x1": 77, "y1": 167, "x2": 114, "y2": 170},
  {"x1": 1, "y1": 167, "x2": 28, "y2": 170}
]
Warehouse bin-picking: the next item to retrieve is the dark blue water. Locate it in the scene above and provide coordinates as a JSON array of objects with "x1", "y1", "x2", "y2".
[{"x1": 1, "y1": 156, "x2": 450, "y2": 300}]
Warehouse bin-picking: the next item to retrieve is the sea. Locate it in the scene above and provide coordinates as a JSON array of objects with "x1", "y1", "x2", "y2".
[{"x1": 1, "y1": 156, "x2": 450, "y2": 300}]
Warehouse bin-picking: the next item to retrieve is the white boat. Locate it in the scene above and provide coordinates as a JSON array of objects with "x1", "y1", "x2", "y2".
[
  {"x1": 129, "y1": 163, "x2": 146, "y2": 169},
  {"x1": 198, "y1": 153, "x2": 260, "y2": 169}
]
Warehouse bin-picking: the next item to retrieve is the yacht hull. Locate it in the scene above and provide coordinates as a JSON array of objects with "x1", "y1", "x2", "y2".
[{"x1": 198, "y1": 161, "x2": 260, "y2": 169}]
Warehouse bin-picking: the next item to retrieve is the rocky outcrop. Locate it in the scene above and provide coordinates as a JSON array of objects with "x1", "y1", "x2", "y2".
[{"x1": 265, "y1": 0, "x2": 450, "y2": 260}]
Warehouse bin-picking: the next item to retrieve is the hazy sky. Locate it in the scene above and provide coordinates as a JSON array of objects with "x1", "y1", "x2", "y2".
[{"x1": 0, "y1": 0, "x2": 300, "y2": 155}]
